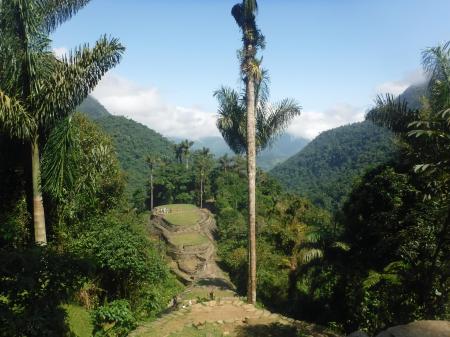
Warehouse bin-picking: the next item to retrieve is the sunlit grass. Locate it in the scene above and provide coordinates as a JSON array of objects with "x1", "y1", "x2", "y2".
[
  {"x1": 157, "y1": 204, "x2": 201, "y2": 227},
  {"x1": 181, "y1": 288, "x2": 236, "y2": 300},
  {"x1": 169, "y1": 232, "x2": 209, "y2": 246},
  {"x1": 63, "y1": 303, "x2": 93, "y2": 337}
]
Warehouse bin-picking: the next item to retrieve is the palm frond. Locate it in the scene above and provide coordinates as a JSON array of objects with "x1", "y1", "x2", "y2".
[
  {"x1": 367, "y1": 94, "x2": 418, "y2": 134},
  {"x1": 257, "y1": 98, "x2": 301, "y2": 149},
  {"x1": 41, "y1": 116, "x2": 78, "y2": 198},
  {"x1": 299, "y1": 248, "x2": 323, "y2": 264},
  {"x1": 37, "y1": 0, "x2": 90, "y2": 33},
  {"x1": 34, "y1": 35, "x2": 125, "y2": 127},
  {"x1": 215, "y1": 86, "x2": 247, "y2": 154},
  {"x1": 422, "y1": 41, "x2": 450, "y2": 83},
  {"x1": 331, "y1": 241, "x2": 350, "y2": 251},
  {"x1": 0, "y1": 89, "x2": 35, "y2": 139},
  {"x1": 422, "y1": 42, "x2": 450, "y2": 110}
]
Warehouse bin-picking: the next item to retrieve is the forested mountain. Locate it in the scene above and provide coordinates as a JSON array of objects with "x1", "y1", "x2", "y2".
[
  {"x1": 270, "y1": 121, "x2": 396, "y2": 210},
  {"x1": 189, "y1": 134, "x2": 309, "y2": 171},
  {"x1": 270, "y1": 83, "x2": 429, "y2": 211},
  {"x1": 77, "y1": 97, "x2": 174, "y2": 196},
  {"x1": 399, "y1": 82, "x2": 428, "y2": 109},
  {"x1": 77, "y1": 95, "x2": 111, "y2": 119}
]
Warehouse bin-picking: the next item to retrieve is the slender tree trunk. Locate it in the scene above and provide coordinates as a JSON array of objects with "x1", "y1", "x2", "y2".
[
  {"x1": 200, "y1": 173, "x2": 204, "y2": 209},
  {"x1": 150, "y1": 171, "x2": 154, "y2": 211},
  {"x1": 31, "y1": 136, "x2": 47, "y2": 245},
  {"x1": 246, "y1": 46, "x2": 257, "y2": 304}
]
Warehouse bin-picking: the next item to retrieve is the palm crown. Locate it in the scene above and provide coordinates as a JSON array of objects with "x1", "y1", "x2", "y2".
[{"x1": 215, "y1": 72, "x2": 301, "y2": 155}]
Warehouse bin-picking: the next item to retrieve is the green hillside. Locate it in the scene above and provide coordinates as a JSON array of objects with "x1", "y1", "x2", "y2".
[
  {"x1": 77, "y1": 95, "x2": 110, "y2": 119},
  {"x1": 270, "y1": 121, "x2": 396, "y2": 210},
  {"x1": 77, "y1": 97, "x2": 174, "y2": 197}
]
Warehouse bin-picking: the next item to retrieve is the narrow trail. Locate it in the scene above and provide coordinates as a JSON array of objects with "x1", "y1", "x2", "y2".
[{"x1": 132, "y1": 205, "x2": 341, "y2": 337}]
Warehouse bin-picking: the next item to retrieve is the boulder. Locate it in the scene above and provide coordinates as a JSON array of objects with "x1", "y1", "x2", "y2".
[{"x1": 375, "y1": 320, "x2": 450, "y2": 337}]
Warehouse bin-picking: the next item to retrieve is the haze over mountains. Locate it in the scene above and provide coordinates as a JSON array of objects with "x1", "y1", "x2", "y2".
[
  {"x1": 76, "y1": 96, "x2": 308, "y2": 195},
  {"x1": 176, "y1": 134, "x2": 309, "y2": 171}
]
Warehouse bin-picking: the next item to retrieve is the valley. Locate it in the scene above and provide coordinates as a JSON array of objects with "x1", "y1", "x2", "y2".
[{"x1": 1, "y1": 1, "x2": 449, "y2": 337}]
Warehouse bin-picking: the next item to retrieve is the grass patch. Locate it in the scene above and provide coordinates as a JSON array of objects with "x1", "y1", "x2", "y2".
[
  {"x1": 159, "y1": 204, "x2": 198, "y2": 212},
  {"x1": 157, "y1": 204, "x2": 201, "y2": 227},
  {"x1": 64, "y1": 303, "x2": 93, "y2": 337},
  {"x1": 169, "y1": 232, "x2": 209, "y2": 247},
  {"x1": 182, "y1": 288, "x2": 236, "y2": 301}
]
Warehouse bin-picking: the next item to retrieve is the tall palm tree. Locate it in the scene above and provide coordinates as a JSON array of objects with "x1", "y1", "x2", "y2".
[
  {"x1": 0, "y1": 0, "x2": 124, "y2": 244},
  {"x1": 216, "y1": 0, "x2": 301, "y2": 303},
  {"x1": 180, "y1": 139, "x2": 194, "y2": 170},
  {"x1": 173, "y1": 143, "x2": 183, "y2": 164},
  {"x1": 146, "y1": 154, "x2": 162, "y2": 211},
  {"x1": 195, "y1": 147, "x2": 213, "y2": 209},
  {"x1": 218, "y1": 153, "x2": 233, "y2": 173}
]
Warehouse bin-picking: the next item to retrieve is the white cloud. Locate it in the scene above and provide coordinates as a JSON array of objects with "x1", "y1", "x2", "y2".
[
  {"x1": 286, "y1": 70, "x2": 427, "y2": 140},
  {"x1": 287, "y1": 103, "x2": 365, "y2": 140},
  {"x1": 375, "y1": 69, "x2": 426, "y2": 96},
  {"x1": 90, "y1": 70, "x2": 426, "y2": 142},
  {"x1": 53, "y1": 47, "x2": 68, "y2": 60},
  {"x1": 91, "y1": 73, "x2": 219, "y2": 140}
]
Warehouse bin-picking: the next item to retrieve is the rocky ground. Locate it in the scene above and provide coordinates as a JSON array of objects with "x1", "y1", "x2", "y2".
[{"x1": 130, "y1": 298, "x2": 340, "y2": 337}]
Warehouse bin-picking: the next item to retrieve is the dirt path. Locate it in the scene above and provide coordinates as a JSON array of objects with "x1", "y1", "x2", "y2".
[{"x1": 130, "y1": 299, "x2": 339, "y2": 337}]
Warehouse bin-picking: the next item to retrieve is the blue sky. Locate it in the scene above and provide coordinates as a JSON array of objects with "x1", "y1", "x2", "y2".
[{"x1": 52, "y1": 0, "x2": 450, "y2": 140}]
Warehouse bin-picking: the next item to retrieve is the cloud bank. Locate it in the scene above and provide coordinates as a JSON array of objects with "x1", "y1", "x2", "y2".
[
  {"x1": 287, "y1": 104, "x2": 365, "y2": 140},
  {"x1": 88, "y1": 69, "x2": 425, "y2": 142},
  {"x1": 375, "y1": 69, "x2": 426, "y2": 96},
  {"x1": 91, "y1": 73, "x2": 219, "y2": 140},
  {"x1": 91, "y1": 73, "x2": 366, "y2": 141}
]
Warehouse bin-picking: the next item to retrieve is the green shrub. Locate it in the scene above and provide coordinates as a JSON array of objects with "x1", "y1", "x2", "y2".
[
  {"x1": 92, "y1": 300, "x2": 136, "y2": 337},
  {"x1": 0, "y1": 247, "x2": 88, "y2": 337}
]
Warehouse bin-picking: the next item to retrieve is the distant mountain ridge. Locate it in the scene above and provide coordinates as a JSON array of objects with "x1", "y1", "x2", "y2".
[
  {"x1": 77, "y1": 96, "x2": 174, "y2": 196},
  {"x1": 182, "y1": 134, "x2": 309, "y2": 171},
  {"x1": 270, "y1": 83, "x2": 428, "y2": 211},
  {"x1": 270, "y1": 121, "x2": 396, "y2": 210}
]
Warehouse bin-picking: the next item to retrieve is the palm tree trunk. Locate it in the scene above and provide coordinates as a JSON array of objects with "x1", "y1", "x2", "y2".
[
  {"x1": 246, "y1": 51, "x2": 257, "y2": 305},
  {"x1": 150, "y1": 171, "x2": 154, "y2": 211},
  {"x1": 31, "y1": 136, "x2": 47, "y2": 245},
  {"x1": 200, "y1": 173, "x2": 204, "y2": 209}
]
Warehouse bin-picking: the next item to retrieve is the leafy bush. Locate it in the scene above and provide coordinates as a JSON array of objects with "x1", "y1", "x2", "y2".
[
  {"x1": 0, "y1": 247, "x2": 88, "y2": 337},
  {"x1": 70, "y1": 212, "x2": 168, "y2": 299},
  {"x1": 92, "y1": 300, "x2": 136, "y2": 337}
]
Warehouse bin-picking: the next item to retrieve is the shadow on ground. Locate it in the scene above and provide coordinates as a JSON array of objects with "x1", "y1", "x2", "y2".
[
  {"x1": 196, "y1": 277, "x2": 234, "y2": 290},
  {"x1": 235, "y1": 323, "x2": 299, "y2": 337}
]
